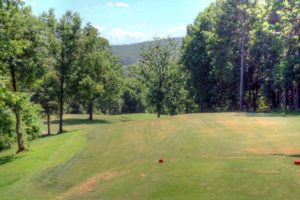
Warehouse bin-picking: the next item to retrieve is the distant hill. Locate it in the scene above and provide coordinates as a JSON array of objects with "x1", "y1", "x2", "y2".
[{"x1": 111, "y1": 38, "x2": 183, "y2": 66}]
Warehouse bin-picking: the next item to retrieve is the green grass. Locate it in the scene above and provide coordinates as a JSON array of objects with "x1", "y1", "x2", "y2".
[{"x1": 1, "y1": 113, "x2": 300, "y2": 199}]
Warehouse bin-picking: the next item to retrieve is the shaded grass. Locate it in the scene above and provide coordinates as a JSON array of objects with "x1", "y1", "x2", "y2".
[
  {"x1": 1, "y1": 113, "x2": 300, "y2": 199},
  {"x1": 51, "y1": 119, "x2": 111, "y2": 125}
]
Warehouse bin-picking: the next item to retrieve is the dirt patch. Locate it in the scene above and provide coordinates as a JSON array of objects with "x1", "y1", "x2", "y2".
[
  {"x1": 282, "y1": 147, "x2": 300, "y2": 155},
  {"x1": 256, "y1": 119, "x2": 278, "y2": 127},
  {"x1": 55, "y1": 170, "x2": 124, "y2": 200},
  {"x1": 246, "y1": 147, "x2": 273, "y2": 155}
]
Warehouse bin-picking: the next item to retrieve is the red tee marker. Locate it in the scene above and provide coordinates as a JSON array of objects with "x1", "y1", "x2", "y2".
[
  {"x1": 159, "y1": 159, "x2": 164, "y2": 164},
  {"x1": 294, "y1": 160, "x2": 300, "y2": 165}
]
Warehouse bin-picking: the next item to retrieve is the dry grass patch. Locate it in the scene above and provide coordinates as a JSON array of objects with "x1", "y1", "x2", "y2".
[{"x1": 55, "y1": 170, "x2": 125, "y2": 200}]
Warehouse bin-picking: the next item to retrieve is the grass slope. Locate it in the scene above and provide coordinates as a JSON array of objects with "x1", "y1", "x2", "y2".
[{"x1": 1, "y1": 113, "x2": 300, "y2": 199}]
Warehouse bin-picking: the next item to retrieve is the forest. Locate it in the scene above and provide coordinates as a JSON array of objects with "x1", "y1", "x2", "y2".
[{"x1": 0, "y1": 0, "x2": 299, "y2": 154}]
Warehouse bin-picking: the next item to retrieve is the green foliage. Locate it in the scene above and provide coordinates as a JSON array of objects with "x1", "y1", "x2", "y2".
[
  {"x1": 0, "y1": 0, "x2": 49, "y2": 87},
  {"x1": 182, "y1": 0, "x2": 300, "y2": 112},
  {"x1": 32, "y1": 70, "x2": 59, "y2": 112},
  {"x1": 138, "y1": 38, "x2": 184, "y2": 117},
  {"x1": 99, "y1": 57, "x2": 123, "y2": 115},
  {"x1": 122, "y1": 78, "x2": 146, "y2": 113},
  {"x1": 71, "y1": 24, "x2": 106, "y2": 117},
  {"x1": 181, "y1": 4, "x2": 216, "y2": 111},
  {"x1": 0, "y1": 76, "x2": 42, "y2": 149},
  {"x1": 0, "y1": 77, "x2": 15, "y2": 149},
  {"x1": 0, "y1": 107, "x2": 14, "y2": 150},
  {"x1": 19, "y1": 95, "x2": 43, "y2": 140}
]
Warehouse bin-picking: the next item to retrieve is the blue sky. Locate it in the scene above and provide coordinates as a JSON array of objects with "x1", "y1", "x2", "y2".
[{"x1": 24, "y1": 0, "x2": 215, "y2": 45}]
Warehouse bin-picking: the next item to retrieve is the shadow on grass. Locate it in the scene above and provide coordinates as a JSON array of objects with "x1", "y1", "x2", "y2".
[
  {"x1": 245, "y1": 111, "x2": 300, "y2": 118},
  {"x1": 0, "y1": 154, "x2": 23, "y2": 166},
  {"x1": 51, "y1": 119, "x2": 111, "y2": 126},
  {"x1": 288, "y1": 154, "x2": 300, "y2": 158},
  {"x1": 244, "y1": 112, "x2": 283, "y2": 118},
  {"x1": 39, "y1": 130, "x2": 75, "y2": 138},
  {"x1": 270, "y1": 153, "x2": 300, "y2": 158}
]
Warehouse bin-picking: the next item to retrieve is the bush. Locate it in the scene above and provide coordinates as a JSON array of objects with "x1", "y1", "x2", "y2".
[
  {"x1": 0, "y1": 107, "x2": 15, "y2": 150},
  {"x1": 1, "y1": 81, "x2": 43, "y2": 149},
  {"x1": 20, "y1": 95, "x2": 43, "y2": 141}
]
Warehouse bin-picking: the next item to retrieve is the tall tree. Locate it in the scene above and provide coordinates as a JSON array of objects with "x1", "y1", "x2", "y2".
[
  {"x1": 0, "y1": 0, "x2": 47, "y2": 152},
  {"x1": 32, "y1": 71, "x2": 59, "y2": 135},
  {"x1": 139, "y1": 38, "x2": 178, "y2": 118},
  {"x1": 31, "y1": 9, "x2": 61, "y2": 135},
  {"x1": 181, "y1": 3, "x2": 217, "y2": 111},
  {"x1": 72, "y1": 24, "x2": 106, "y2": 120},
  {"x1": 56, "y1": 11, "x2": 81, "y2": 133}
]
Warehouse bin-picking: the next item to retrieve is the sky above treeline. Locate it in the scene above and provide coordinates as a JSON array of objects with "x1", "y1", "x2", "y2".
[{"x1": 24, "y1": 0, "x2": 215, "y2": 45}]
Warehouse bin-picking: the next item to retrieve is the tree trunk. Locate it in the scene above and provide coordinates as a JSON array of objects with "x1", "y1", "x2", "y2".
[
  {"x1": 88, "y1": 102, "x2": 93, "y2": 120},
  {"x1": 276, "y1": 90, "x2": 281, "y2": 110},
  {"x1": 157, "y1": 104, "x2": 161, "y2": 118},
  {"x1": 253, "y1": 95, "x2": 257, "y2": 112},
  {"x1": 185, "y1": 103, "x2": 189, "y2": 114},
  {"x1": 253, "y1": 88, "x2": 258, "y2": 112},
  {"x1": 247, "y1": 87, "x2": 251, "y2": 112},
  {"x1": 15, "y1": 104, "x2": 25, "y2": 153},
  {"x1": 271, "y1": 91, "x2": 277, "y2": 111},
  {"x1": 10, "y1": 65, "x2": 25, "y2": 153},
  {"x1": 239, "y1": 29, "x2": 246, "y2": 111},
  {"x1": 283, "y1": 88, "x2": 287, "y2": 111},
  {"x1": 108, "y1": 101, "x2": 111, "y2": 115},
  {"x1": 290, "y1": 88, "x2": 294, "y2": 109},
  {"x1": 58, "y1": 76, "x2": 64, "y2": 134},
  {"x1": 47, "y1": 109, "x2": 51, "y2": 136},
  {"x1": 296, "y1": 83, "x2": 300, "y2": 110}
]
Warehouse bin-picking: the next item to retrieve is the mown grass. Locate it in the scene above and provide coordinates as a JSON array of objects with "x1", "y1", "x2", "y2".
[{"x1": 1, "y1": 113, "x2": 300, "y2": 199}]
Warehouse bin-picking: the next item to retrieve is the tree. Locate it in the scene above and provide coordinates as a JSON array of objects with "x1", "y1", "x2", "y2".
[
  {"x1": 121, "y1": 77, "x2": 146, "y2": 113},
  {"x1": 0, "y1": 0, "x2": 48, "y2": 152},
  {"x1": 181, "y1": 4, "x2": 217, "y2": 111},
  {"x1": 182, "y1": 0, "x2": 291, "y2": 112},
  {"x1": 164, "y1": 64, "x2": 190, "y2": 115},
  {"x1": 215, "y1": 0, "x2": 255, "y2": 111},
  {"x1": 139, "y1": 38, "x2": 178, "y2": 118},
  {"x1": 32, "y1": 71, "x2": 59, "y2": 135},
  {"x1": 56, "y1": 11, "x2": 82, "y2": 133},
  {"x1": 72, "y1": 24, "x2": 106, "y2": 120},
  {"x1": 274, "y1": 0, "x2": 300, "y2": 110},
  {"x1": 30, "y1": 9, "x2": 61, "y2": 135},
  {"x1": 100, "y1": 60, "x2": 123, "y2": 115}
]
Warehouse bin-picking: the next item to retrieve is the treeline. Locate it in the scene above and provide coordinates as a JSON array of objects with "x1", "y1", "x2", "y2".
[
  {"x1": 0, "y1": 1, "x2": 133, "y2": 152},
  {"x1": 0, "y1": 1, "x2": 188, "y2": 152},
  {"x1": 182, "y1": 0, "x2": 299, "y2": 112}
]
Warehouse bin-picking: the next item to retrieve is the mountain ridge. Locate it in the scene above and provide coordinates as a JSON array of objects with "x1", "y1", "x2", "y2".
[{"x1": 111, "y1": 37, "x2": 183, "y2": 66}]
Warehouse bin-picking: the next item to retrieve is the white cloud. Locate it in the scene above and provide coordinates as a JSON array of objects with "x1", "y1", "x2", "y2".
[
  {"x1": 107, "y1": 2, "x2": 129, "y2": 8},
  {"x1": 115, "y1": 2, "x2": 129, "y2": 7},
  {"x1": 102, "y1": 25, "x2": 187, "y2": 45},
  {"x1": 104, "y1": 28, "x2": 151, "y2": 45}
]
